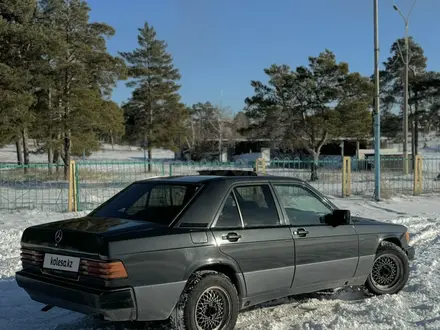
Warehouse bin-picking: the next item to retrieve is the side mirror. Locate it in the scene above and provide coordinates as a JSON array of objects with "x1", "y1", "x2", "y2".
[{"x1": 324, "y1": 209, "x2": 351, "y2": 227}]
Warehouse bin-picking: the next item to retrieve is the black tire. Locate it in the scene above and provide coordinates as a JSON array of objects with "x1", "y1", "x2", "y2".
[
  {"x1": 365, "y1": 241, "x2": 410, "y2": 295},
  {"x1": 170, "y1": 270, "x2": 239, "y2": 330}
]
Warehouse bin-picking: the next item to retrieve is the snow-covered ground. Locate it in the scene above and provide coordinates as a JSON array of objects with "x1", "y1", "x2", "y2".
[
  {"x1": 1, "y1": 195, "x2": 440, "y2": 330},
  {"x1": 0, "y1": 143, "x2": 176, "y2": 163}
]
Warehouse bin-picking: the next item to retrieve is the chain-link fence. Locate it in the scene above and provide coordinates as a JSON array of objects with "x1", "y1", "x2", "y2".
[
  {"x1": 0, "y1": 163, "x2": 68, "y2": 212},
  {"x1": 1, "y1": 156, "x2": 439, "y2": 212},
  {"x1": 74, "y1": 160, "x2": 251, "y2": 210}
]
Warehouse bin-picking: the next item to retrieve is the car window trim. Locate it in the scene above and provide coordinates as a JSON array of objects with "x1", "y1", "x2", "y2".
[
  {"x1": 232, "y1": 189, "x2": 245, "y2": 228},
  {"x1": 270, "y1": 181, "x2": 336, "y2": 227}
]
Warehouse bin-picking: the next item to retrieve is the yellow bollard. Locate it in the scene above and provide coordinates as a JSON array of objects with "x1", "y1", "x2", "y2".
[
  {"x1": 413, "y1": 155, "x2": 423, "y2": 195},
  {"x1": 68, "y1": 160, "x2": 78, "y2": 212},
  {"x1": 255, "y1": 158, "x2": 266, "y2": 174},
  {"x1": 342, "y1": 157, "x2": 352, "y2": 197}
]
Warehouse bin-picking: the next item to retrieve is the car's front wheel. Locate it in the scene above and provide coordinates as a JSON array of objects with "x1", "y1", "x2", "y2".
[
  {"x1": 171, "y1": 270, "x2": 239, "y2": 330},
  {"x1": 365, "y1": 241, "x2": 410, "y2": 295}
]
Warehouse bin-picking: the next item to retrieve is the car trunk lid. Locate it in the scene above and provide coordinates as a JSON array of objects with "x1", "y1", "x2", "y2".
[
  {"x1": 20, "y1": 216, "x2": 165, "y2": 285},
  {"x1": 21, "y1": 216, "x2": 165, "y2": 255}
]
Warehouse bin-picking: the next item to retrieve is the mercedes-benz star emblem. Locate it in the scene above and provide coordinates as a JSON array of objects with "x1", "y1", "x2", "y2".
[{"x1": 55, "y1": 230, "x2": 63, "y2": 244}]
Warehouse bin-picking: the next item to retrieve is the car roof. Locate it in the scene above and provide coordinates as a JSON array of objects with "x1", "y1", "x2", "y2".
[{"x1": 135, "y1": 172, "x2": 305, "y2": 184}]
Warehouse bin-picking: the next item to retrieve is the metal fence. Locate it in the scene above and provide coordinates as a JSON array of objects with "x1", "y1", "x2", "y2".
[
  {"x1": 74, "y1": 160, "x2": 252, "y2": 211},
  {"x1": 0, "y1": 163, "x2": 68, "y2": 212},
  {"x1": 0, "y1": 156, "x2": 439, "y2": 212}
]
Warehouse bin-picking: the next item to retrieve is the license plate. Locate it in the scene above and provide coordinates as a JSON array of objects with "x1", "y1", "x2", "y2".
[{"x1": 43, "y1": 253, "x2": 80, "y2": 273}]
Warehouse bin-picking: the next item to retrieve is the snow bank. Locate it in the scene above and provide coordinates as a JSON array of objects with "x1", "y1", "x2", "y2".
[{"x1": 1, "y1": 197, "x2": 440, "y2": 329}]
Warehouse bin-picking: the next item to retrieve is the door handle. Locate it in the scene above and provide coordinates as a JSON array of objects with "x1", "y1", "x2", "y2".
[
  {"x1": 221, "y1": 232, "x2": 242, "y2": 242},
  {"x1": 293, "y1": 228, "x2": 309, "y2": 237}
]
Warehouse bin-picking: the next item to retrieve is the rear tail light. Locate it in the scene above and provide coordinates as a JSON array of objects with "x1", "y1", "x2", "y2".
[
  {"x1": 20, "y1": 248, "x2": 44, "y2": 266},
  {"x1": 20, "y1": 248, "x2": 128, "y2": 281},
  {"x1": 79, "y1": 259, "x2": 128, "y2": 280}
]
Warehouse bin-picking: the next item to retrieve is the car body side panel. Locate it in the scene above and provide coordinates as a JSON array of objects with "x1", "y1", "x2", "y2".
[
  {"x1": 133, "y1": 281, "x2": 187, "y2": 320},
  {"x1": 352, "y1": 220, "x2": 409, "y2": 279},
  {"x1": 291, "y1": 225, "x2": 359, "y2": 289},
  {"x1": 108, "y1": 230, "x2": 246, "y2": 321},
  {"x1": 267, "y1": 180, "x2": 360, "y2": 291},
  {"x1": 211, "y1": 227, "x2": 295, "y2": 297}
]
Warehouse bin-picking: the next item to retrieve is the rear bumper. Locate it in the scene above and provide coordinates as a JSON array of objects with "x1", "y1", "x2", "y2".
[
  {"x1": 405, "y1": 245, "x2": 415, "y2": 261},
  {"x1": 15, "y1": 271, "x2": 137, "y2": 322}
]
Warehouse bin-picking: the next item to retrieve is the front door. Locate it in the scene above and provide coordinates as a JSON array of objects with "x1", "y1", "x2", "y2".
[
  {"x1": 210, "y1": 184, "x2": 295, "y2": 297},
  {"x1": 272, "y1": 183, "x2": 359, "y2": 292}
]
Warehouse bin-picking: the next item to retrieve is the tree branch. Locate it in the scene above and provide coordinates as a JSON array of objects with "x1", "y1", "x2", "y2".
[{"x1": 317, "y1": 131, "x2": 328, "y2": 153}]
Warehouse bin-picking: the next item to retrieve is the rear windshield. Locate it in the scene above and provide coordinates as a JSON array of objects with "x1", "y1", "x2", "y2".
[{"x1": 90, "y1": 182, "x2": 201, "y2": 225}]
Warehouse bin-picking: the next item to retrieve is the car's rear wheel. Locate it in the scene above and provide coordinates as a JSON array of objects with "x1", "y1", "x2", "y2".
[
  {"x1": 365, "y1": 241, "x2": 409, "y2": 295},
  {"x1": 171, "y1": 270, "x2": 239, "y2": 330}
]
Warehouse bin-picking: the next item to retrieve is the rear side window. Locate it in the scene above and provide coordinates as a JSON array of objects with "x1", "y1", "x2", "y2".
[
  {"x1": 234, "y1": 185, "x2": 280, "y2": 227},
  {"x1": 91, "y1": 183, "x2": 201, "y2": 225},
  {"x1": 215, "y1": 193, "x2": 242, "y2": 228}
]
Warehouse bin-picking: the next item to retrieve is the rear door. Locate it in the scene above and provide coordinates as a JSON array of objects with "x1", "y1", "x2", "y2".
[
  {"x1": 210, "y1": 183, "x2": 295, "y2": 297},
  {"x1": 271, "y1": 183, "x2": 359, "y2": 291}
]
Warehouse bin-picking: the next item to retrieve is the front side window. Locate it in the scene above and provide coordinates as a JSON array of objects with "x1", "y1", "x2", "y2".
[
  {"x1": 273, "y1": 184, "x2": 333, "y2": 226},
  {"x1": 91, "y1": 183, "x2": 201, "y2": 225},
  {"x1": 234, "y1": 185, "x2": 280, "y2": 227}
]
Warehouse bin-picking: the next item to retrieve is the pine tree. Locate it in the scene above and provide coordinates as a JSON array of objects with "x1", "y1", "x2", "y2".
[
  {"x1": 97, "y1": 100, "x2": 125, "y2": 150},
  {"x1": 381, "y1": 37, "x2": 440, "y2": 156},
  {"x1": 0, "y1": 0, "x2": 51, "y2": 168},
  {"x1": 120, "y1": 22, "x2": 187, "y2": 171},
  {"x1": 37, "y1": 0, "x2": 126, "y2": 177},
  {"x1": 245, "y1": 51, "x2": 372, "y2": 181}
]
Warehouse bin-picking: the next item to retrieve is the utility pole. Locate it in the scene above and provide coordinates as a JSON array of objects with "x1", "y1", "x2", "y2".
[
  {"x1": 393, "y1": 0, "x2": 417, "y2": 175},
  {"x1": 219, "y1": 90, "x2": 224, "y2": 162},
  {"x1": 373, "y1": 0, "x2": 381, "y2": 201},
  {"x1": 403, "y1": 21, "x2": 409, "y2": 175}
]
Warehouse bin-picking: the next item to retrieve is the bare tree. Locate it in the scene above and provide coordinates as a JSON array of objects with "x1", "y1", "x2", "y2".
[
  {"x1": 185, "y1": 102, "x2": 234, "y2": 161},
  {"x1": 207, "y1": 105, "x2": 233, "y2": 162}
]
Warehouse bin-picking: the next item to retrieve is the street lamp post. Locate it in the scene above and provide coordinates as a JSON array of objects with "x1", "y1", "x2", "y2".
[
  {"x1": 392, "y1": 0, "x2": 417, "y2": 175},
  {"x1": 373, "y1": 0, "x2": 381, "y2": 201}
]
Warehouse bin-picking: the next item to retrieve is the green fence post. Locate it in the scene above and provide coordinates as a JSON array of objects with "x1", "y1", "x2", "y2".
[
  {"x1": 169, "y1": 163, "x2": 173, "y2": 176},
  {"x1": 161, "y1": 162, "x2": 165, "y2": 177}
]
